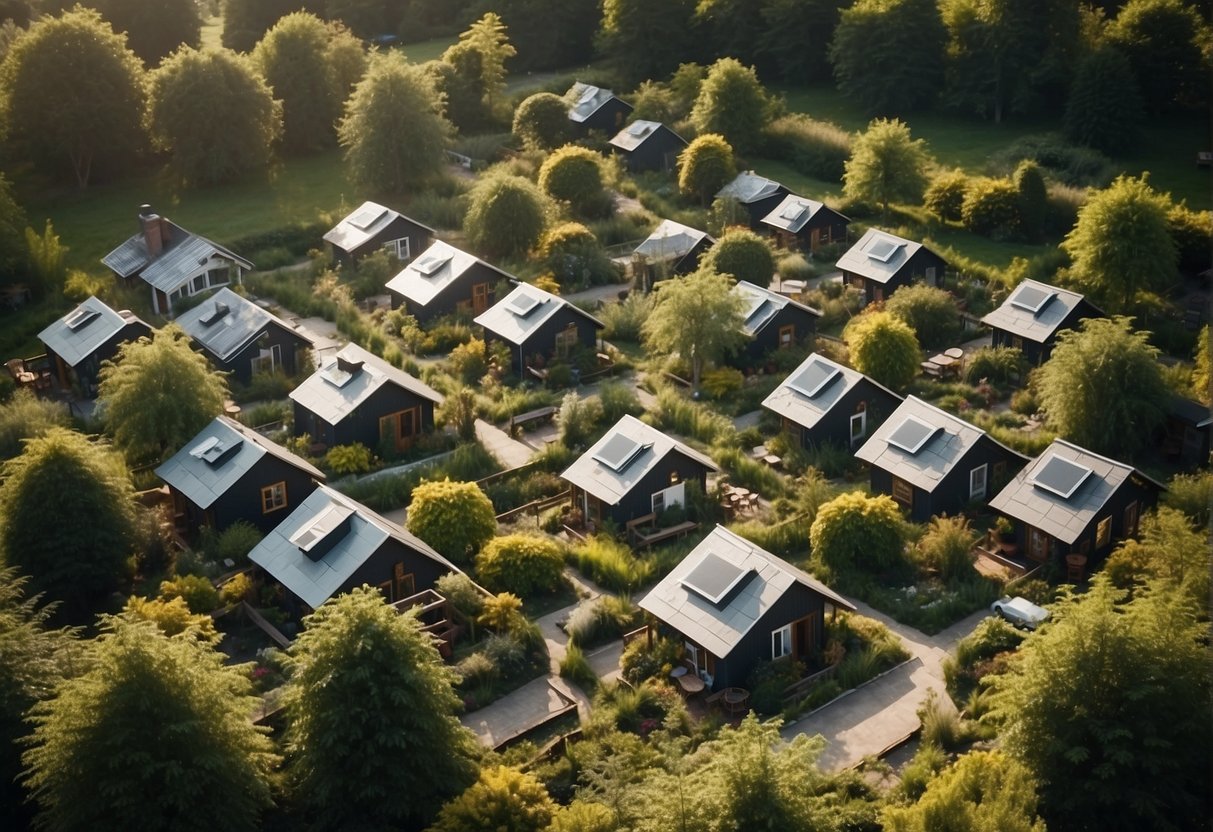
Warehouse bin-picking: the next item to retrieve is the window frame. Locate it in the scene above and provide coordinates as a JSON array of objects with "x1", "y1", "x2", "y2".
[
  {"x1": 891, "y1": 476, "x2": 913, "y2": 506},
  {"x1": 849, "y1": 410, "x2": 867, "y2": 444},
  {"x1": 778, "y1": 324, "x2": 794, "y2": 348},
  {"x1": 382, "y1": 237, "x2": 411, "y2": 261},
  {"x1": 771, "y1": 624, "x2": 792, "y2": 659},
  {"x1": 970, "y1": 464, "x2": 988, "y2": 500},
  {"x1": 261, "y1": 481, "x2": 287, "y2": 514}
]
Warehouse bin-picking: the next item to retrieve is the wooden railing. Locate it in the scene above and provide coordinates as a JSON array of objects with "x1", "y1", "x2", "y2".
[
  {"x1": 782, "y1": 664, "x2": 837, "y2": 706},
  {"x1": 495, "y1": 489, "x2": 571, "y2": 524}
]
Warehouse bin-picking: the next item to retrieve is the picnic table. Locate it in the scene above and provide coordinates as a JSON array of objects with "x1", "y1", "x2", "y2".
[{"x1": 676, "y1": 673, "x2": 705, "y2": 696}]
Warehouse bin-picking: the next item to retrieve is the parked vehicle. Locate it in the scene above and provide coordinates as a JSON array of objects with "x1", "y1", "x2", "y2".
[{"x1": 991, "y1": 596, "x2": 1050, "y2": 630}]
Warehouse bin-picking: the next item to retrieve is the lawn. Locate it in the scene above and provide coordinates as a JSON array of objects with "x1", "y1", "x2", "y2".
[{"x1": 400, "y1": 35, "x2": 458, "y2": 64}]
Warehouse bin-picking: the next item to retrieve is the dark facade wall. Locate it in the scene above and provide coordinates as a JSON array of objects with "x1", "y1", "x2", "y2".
[
  {"x1": 803, "y1": 210, "x2": 850, "y2": 246},
  {"x1": 740, "y1": 305, "x2": 819, "y2": 362},
  {"x1": 927, "y1": 438, "x2": 1025, "y2": 522},
  {"x1": 673, "y1": 239, "x2": 713, "y2": 276},
  {"x1": 390, "y1": 262, "x2": 504, "y2": 325},
  {"x1": 847, "y1": 248, "x2": 949, "y2": 305},
  {"x1": 715, "y1": 583, "x2": 827, "y2": 690},
  {"x1": 743, "y1": 190, "x2": 791, "y2": 230},
  {"x1": 603, "y1": 452, "x2": 712, "y2": 526},
  {"x1": 619, "y1": 131, "x2": 686, "y2": 173},
  {"x1": 500, "y1": 308, "x2": 601, "y2": 373},
  {"x1": 344, "y1": 537, "x2": 455, "y2": 602},
  {"x1": 294, "y1": 386, "x2": 437, "y2": 450},
  {"x1": 217, "y1": 322, "x2": 311, "y2": 384},
  {"x1": 991, "y1": 327, "x2": 1047, "y2": 365},
  {"x1": 200, "y1": 456, "x2": 322, "y2": 535},
  {"x1": 332, "y1": 217, "x2": 433, "y2": 268},
  {"x1": 577, "y1": 99, "x2": 633, "y2": 135},
  {"x1": 802, "y1": 382, "x2": 902, "y2": 451}
]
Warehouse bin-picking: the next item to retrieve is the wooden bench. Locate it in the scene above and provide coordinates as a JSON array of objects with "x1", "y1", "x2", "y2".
[{"x1": 509, "y1": 405, "x2": 558, "y2": 436}]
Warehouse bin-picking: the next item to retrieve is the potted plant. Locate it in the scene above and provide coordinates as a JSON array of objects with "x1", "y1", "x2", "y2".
[{"x1": 994, "y1": 516, "x2": 1017, "y2": 555}]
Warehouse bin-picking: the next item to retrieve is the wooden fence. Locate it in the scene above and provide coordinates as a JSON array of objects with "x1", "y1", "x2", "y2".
[
  {"x1": 781, "y1": 664, "x2": 838, "y2": 707},
  {"x1": 495, "y1": 489, "x2": 572, "y2": 524}
]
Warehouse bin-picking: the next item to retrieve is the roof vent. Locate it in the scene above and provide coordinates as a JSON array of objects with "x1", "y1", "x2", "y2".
[
  {"x1": 189, "y1": 435, "x2": 243, "y2": 467},
  {"x1": 336, "y1": 356, "x2": 364, "y2": 376},
  {"x1": 199, "y1": 302, "x2": 230, "y2": 327},
  {"x1": 290, "y1": 504, "x2": 355, "y2": 561},
  {"x1": 64, "y1": 307, "x2": 100, "y2": 331}
]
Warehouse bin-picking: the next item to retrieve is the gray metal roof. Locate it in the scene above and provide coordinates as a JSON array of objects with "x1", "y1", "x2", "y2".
[
  {"x1": 988, "y1": 439, "x2": 1149, "y2": 545},
  {"x1": 175, "y1": 288, "x2": 309, "y2": 361},
  {"x1": 384, "y1": 240, "x2": 511, "y2": 308},
  {"x1": 560, "y1": 415, "x2": 719, "y2": 505},
  {"x1": 979, "y1": 279, "x2": 1099, "y2": 343},
  {"x1": 248, "y1": 484, "x2": 461, "y2": 609},
  {"x1": 155, "y1": 415, "x2": 324, "y2": 510},
  {"x1": 634, "y1": 219, "x2": 713, "y2": 262},
  {"x1": 1168, "y1": 394, "x2": 1213, "y2": 428},
  {"x1": 567, "y1": 82, "x2": 626, "y2": 123},
  {"x1": 37, "y1": 296, "x2": 145, "y2": 368},
  {"x1": 716, "y1": 171, "x2": 784, "y2": 205},
  {"x1": 289, "y1": 342, "x2": 443, "y2": 425},
  {"x1": 473, "y1": 282, "x2": 603, "y2": 347},
  {"x1": 639, "y1": 525, "x2": 854, "y2": 659},
  {"x1": 103, "y1": 219, "x2": 253, "y2": 291},
  {"x1": 323, "y1": 200, "x2": 434, "y2": 253},
  {"x1": 761, "y1": 194, "x2": 844, "y2": 234},
  {"x1": 733, "y1": 280, "x2": 820, "y2": 337},
  {"x1": 762, "y1": 352, "x2": 902, "y2": 431},
  {"x1": 608, "y1": 120, "x2": 684, "y2": 153},
  {"x1": 835, "y1": 228, "x2": 930, "y2": 284},
  {"x1": 853, "y1": 396, "x2": 1019, "y2": 492}
]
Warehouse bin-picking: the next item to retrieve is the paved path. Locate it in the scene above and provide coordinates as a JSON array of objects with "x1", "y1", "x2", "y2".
[
  {"x1": 781, "y1": 601, "x2": 989, "y2": 771},
  {"x1": 563, "y1": 282, "x2": 633, "y2": 307},
  {"x1": 475, "y1": 418, "x2": 535, "y2": 469}
]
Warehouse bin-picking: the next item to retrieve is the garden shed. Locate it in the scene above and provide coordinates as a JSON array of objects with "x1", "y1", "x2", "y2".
[
  {"x1": 385, "y1": 240, "x2": 514, "y2": 324},
  {"x1": 716, "y1": 171, "x2": 791, "y2": 230},
  {"x1": 760, "y1": 194, "x2": 850, "y2": 254},
  {"x1": 731, "y1": 280, "x2": 821, "y2": 363},
  {"x1": 836, "y1": 229, "x2": 947, "y2": 306},
  {"x1": 566, "y1": 81, "x2": 633, "y2": 135},
  {"x1": 474, "y1": 281, "x2": 604, "y2": 377},
  {"x1": 980, "y1": 279, "x2": 1105, "y2": 366},
  {"x1": 175, "y1": 288, "x2": 313, "y2": 384},
  {"x1": 37, "y1": 295, "x2": 151, "y2": 397},
  {"x1": 608, "y1": 120, "x2": 687, "y2": 173},
  {"x1": 323, "y1": 200, "x2": 434, "y2": 267}
]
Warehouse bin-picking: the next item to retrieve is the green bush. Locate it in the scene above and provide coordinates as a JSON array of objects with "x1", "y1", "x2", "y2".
[
  {"x1": 512, "y1": 92, "x2": 571, "y2": 150},
  {"x1": 897, "y1": 742, "x2": 948, "y2": 801},
  {"x1": 916, "y1": 515, "x2": 978, "y2": 583},
  {"x1": 711, "y1": 446, "x2": 787, "y2": 498},
  {"x1": 747, "y1": 656, "x2": 805, "y2": 716},
  {"x1": 406, "y1": 479, "x2": 498, "y2": 565},
  {"x1": 700, "y1": 227, "x2": 775, "y2": 288},
  {"x1": 475, "y1": 533, "x2": 565, "y2": 597},
  {"x1": 571, "y1": 536, "x2": 649, "y2": 592},
  {"x1": 597, "y1": 293, "x2": 654, "y2": 342},
  {"x1": 761, "y1": 114, "x2": 851, "y2": 181},
  {"x1": 324, "y1": 443, "x2": 373, "y2": 476},
  {"x1": 963, "y1": 346, "x2": 1023, "y2": 386},
  {"x1": 597, "y1": 381, "x2": 641, "y2": 423},
  {"x1": 436, "y1": 572, "x2": 487, "y2": 621},
  {"x1": 810, "y1": 492, "x2": 906, "y2": 575},
  {"x1": 559, "y1": 643, "x2": 598, "y2": 692},
  {"x1": 0, "y1": 390, "x2": 70, "y2": 460},
  {"x1": 924, "y1": 169, "x2": 970, "y2": 221},
  {"x1": 197, "y1": 521, "x2": 263, "y2": 567},
  {"x1": 557, "y1": 391, "x2": 603, "y2": 449},
  {"x1": 538, "y1": 145, "x2": 612, "y2": 218},
  {"x1": 563, "y1": 594, "x2": 639, "y2": 648},
  {"x1": 1013, "y1": 160, "x2": 1048, "y2": 242},
  {"x1": 700, "y1": 367, "x2": 744, "y2": 400},
  {"x1": 539, "y1": 222, "x2": 618, "y2": 290},
  {"x1": 449, "y1": 337, "x2": 488, "y2": 384},
  {"x1": 620, "y1": 636, "x2": 684, "y2": 686},
  {"x1": 158, "y1": 574, "x2": 220, "y2": 613},
  {"x1": 651, "y1": 387, "x2": 736, "y2": 445},
  {"x1": 884, "y1": 283, "x2": 961, "y2": 351},
  {"x1": 465, "y1": 172, "x2": 550, "y2": 258},
  {"x1": 1163, "y1": 470, "x2": 1213, "y2": 529},
  {"x1": 457, "y1": 651, "x2": 500, "y2": 690},
  {"x1": 1010, "y1": 388, "x2": 1038, "y2": 416},
  {"x1": 961, "y1": 177, "x2": 1021, "y2": 240},
  {"x1": 991, "y1": 133, "x2": 1114, "y2": 188},
  {"x1": 776, "y1": 253, "x2": 815, "y2": 283}
]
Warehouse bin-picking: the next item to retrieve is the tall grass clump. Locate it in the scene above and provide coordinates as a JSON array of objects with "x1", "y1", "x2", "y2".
[
  {"x1": 763, "y1": 114, "x2": 853, "y2": 181},
  {"x1": 650, "y1": 387, "x2": 736, "y2": 445},
  {"x1": 0, "y1": 390, "x2": 70, "y2": 460},
  {"x1": 559, "y1": 643, "x2": 598, "y2": 693},
  {"x1": 730, "y1": 514, "x2": 810, "y2": 558},
  {"x1": 598, "y1": 293, "x2": 654, "y2": 342},
  {"x1": 711, "y1": 445, "x2": 788, "y2": 498},
  {"x1": 571, "y1": 536, "x2": 650, "y2": 592}
]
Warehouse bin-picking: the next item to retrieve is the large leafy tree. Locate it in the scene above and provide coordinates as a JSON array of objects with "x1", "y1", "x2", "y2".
[
  {"x1": 1063, "y1": 175, "x2": 1177, "y2": 313},
  {"x1": 882, "y1": 751, "x2": 1046, "y2": 832},
  {"x1": 222, "y1": 0, "x2": 305, "y2": 52},
  {"x1": 0, "y1": 171, "x2": 27, "y2": 283},
  {"x1": 677, "y1": 133, "x2": 736, "y2": 205},
  {"x1": 989, "y1": 577, "x2": 1212, "y2": 831},
  {"x1": 493, "y1": 0, "x2": 600, "y2": 72},
  {"x1": 694, "y1": 0, "x2": 767, "y2": 70},
  {"x1": 0, "y1": 429, "x2": 136, "y2": 612},
  {"x1": 642, "y1": 267, "x2": 747, "y2": 391},
  {"x1": 513, "y1": 92, "x2": 572, "y2": 150},
  {"x1": 537, "y1": 145, "x2": 610, "y2": 218},
  {"x1": 98, "y1": 324, "x2": 229, "y2": 462},
  {"x1": 1036, "y1": 316, "x2": 1167, "y2": 458},
  {"x1": 758, "y1": 0, "x2": 846, "y2": 83},
  {"x1": 442, "y1": 12, "x2": 515, "y2": 113},
  {"x1": 829, "y1": 0, "x2": 947, "y2": 115},
  {"x1": 253, "y1": 12, "x2": 342, "y2": 152},
  {"x1": 1107, "y1": 0, "x2": 1209, "y2": 112},
  {"x1": 147, "y1": 47, "x2": 281, "y2": 186},
  {"x1": 1104, "y1": 507, "x2": 1210, "y2": 609},
  {"x1": 689, "y1": 57, "x2": 775, "y2": 155},
  {"x1": 844, "y1": 118, "x2": 934, "y2": 217},
  {"x1": 0, "y1": 6, "x2": 146, "y2": 188},
  {"x1": 700, "y1": 228, "x2": 775, "y2": 288},
  {"x1": 432, "y1": 766, "x2": 557, "y2": 832},
  {"x1": 1063, "y1": 46, "x2": 1145, "y2": 154},
  {"x1": 23, "y1": 616, "x2": 278, "y2": 831},
  {"x1": 884, "y1": 283, "x2": 962, "y2": 350},
  {"x1": 284, "y1": 587, "x2": 479, "y2": 830},
  {"x1": 464, "y1": 172, "x2": 550, "y2": 258},
  {"x1": 338, "y1": 51, "x2": 451, "y2": 194},
  {"x1": 406, "y1": 479, "x2": 497, "y2": 565},
  {"x1": 843, "y1": 310, "x2": 921, "y2": 392},
  {"x1": 597, "y1": 0, "x2": 697, "y2": 86},
  {"x1": 44, "y1": 0, "x2": 200, "y2": 65}
]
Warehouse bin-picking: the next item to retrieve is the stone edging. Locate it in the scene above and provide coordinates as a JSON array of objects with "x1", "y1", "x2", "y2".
[{"x1": 781, "y1": 655, "x2": 921, "y2": 730}]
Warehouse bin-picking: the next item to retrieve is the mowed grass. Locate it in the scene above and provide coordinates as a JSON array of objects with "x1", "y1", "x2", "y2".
[{"x1": 400, "y1": 35, "x2": 458, "y2": 64}]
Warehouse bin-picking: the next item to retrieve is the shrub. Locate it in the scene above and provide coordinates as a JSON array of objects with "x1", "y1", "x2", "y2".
[
  {"x1": 1163, "y1": 470, "x2": 1213, "y2": 529},
  {"x1": 538, "y1": 145, "x2": 611, "y2": 218},
  {"x1": 198, "y1": 520, "x2": 263, "y2": 567},
  {"x1": 121, "y1": 595, "x2": 216, "y2": 639},
  {"x1": 475, "y1": 534, "x2": 565, "y2": 597},
  {"x1": 406, "y1": 479, "x2": 497, "y2": 565},
  {"x1": 571, "y1": 536, "x2": 649, "y2": 592},
  {"x1": 924, "y1": 169, "x2": 969, "y2": 221},
  {"x1": 700, "y1": 367, "x2": 744, "y2": 400},
  {"x1": 448, "y1": 337, "x2": 488, "y2": 385},
  {"x1": 557, "y1": 392, "x2": 604, "y2": 449},
  {"x1": 884, "y1": 283, "x2": 961, "y2": 351},
  {"x1": 324, "y1": 443, "x2": 373, "y2": 476},
  {"x1": 465, "y1": 172, "x2": 550, "y2": 258},
  {"x1": 559, "y1": 643, "x2": 598, "y2": 692},
  {"x1": 512, "y1": 92, "x2": 571, "y2": 150},
  {"x1": 219, "y1": 572, "x2": 254, "y2": 606},
  {"x1": 620, "y1": 636, "x2": 684, "y2": 686},
  {"x1": 776, "y1": 253, "x2": 815, "y2": 283},
  {"x1": 597, "y1": 293, "x2": 654, "y2": 342},
  {"x1": 961, "y1": 177, "x2": 1021, "y2": 239},
  {"x1": 991, "y1": 133, "x2": 1114, "y2": 188},
  {"x1": 897, "y1": 743, "x2": 948, "y2": 801},
  {"x1": 916, "y1": 515, "x2": 978, "y2": 583},
  {"x1": 457, "y1": 651, "x2": 499, "y2": 689},
  {"x1": 539, "y1": 222, "x2": 618, "y2": 290},
  {"x1": 651, "y1": 386, "x2": 736, "y2": 445},
  {"x1": 761, "y1": 114, "x2": 851, "y2": 181},
  {"x1": 810, "y1": 492, "x2": 906, "y2": 575},
  {"x1": 479, "y1": 592, "x2": 525, "y2": 633},
  {"x1": 963, "y1": 346, "x2": 1023, "y2": 386},
  {"x1": 1168, "y1": 202, "x2": 1213, "y2": 276},
  {"x1": 1010, "y1": 388, "x2": 1038, "y2": 416},
  {"x1": 436, "y1": 572, "x2": 486, "y2": 626},
  {"x1": 747, "y1": 656, "x2": 805, "y2": 715},
  {"x1": 843, "y1": 311, "x2": 920, "y2": 393},
  {"x1": 1013, "y1": 160, "x2": 1048, "y2": 242},
  {"x1": 918, "y1": 689, "x2": 971, "y2": 751},
  {"x1": 677, "y1": 133, "x2": 736, "y2": 204},
  {"x1": 597, "y1": 381, "x2": 641, "y2": 423},
  {"x1": 563, "y1": 594, "x2": 639, "y2": 648},
  {"x1": 700, "y1": 227, "x2": 775, "y2": 287},
  {"x1": 158, "y1": 574, "x2": 220, "y2": 613},
  {"x1": 0, "y1": 390, "x2": 70, "y2": 460}
]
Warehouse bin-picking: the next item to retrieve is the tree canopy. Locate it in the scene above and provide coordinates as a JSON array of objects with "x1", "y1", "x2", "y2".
[
  {"x1": 492, "y1": 0, "x2": 600, "y2": 72},
  {"x1": 464, "y1": 172, "x2": 550, "y2": 259},
  {"x1": 1064, "y1": 46, "x2": 1144, "y2": 154},
  {"x1": 1036, "y1": 316, "x2": 1166, "y2": 458},
  {"x1": 689, "y1": 57, "x2": 775, "y2": 154},
  {"x1": 45, "y1": 0, "x2": 200, "y2": 65},
  {"x1": 513, "y1": 92, "x2": 572, "y2": 150},
  {"x1": 284, "y1": 587, "x2": 479, "y2": 829},
  {"x1": 843, "y1": 310, "x2": 921, "y2": 392},
  {"x1": 537, "y1": 145, "x2": 611, "y2": 218},
  {"x1": 642, "y1": 267, "x2": 747, "y2": 390},
  {"x1": 432, "y1": 766, "x2": 557, "y2": 832},
  {"x1": 1106, "y1": 0, "x2": 1209, "y2": 113},
  {"x1": 147, "y1": 47, "x2": 282, "y2": 186},
  {"x1": 253, "y1": 12, "x2": 344, "y2": 153},
  {"x1": 0, "y1": 172, "x2": 26, "y2": 283},
  {"x1": 443, "y1": 13, "x2": 515, "y2": 112},
  {"x1": 884, "y1": 284, "x2": 961, "y2": 350},
  {"x1": 338, "y1": 51, "x2": 451, "y2": 193},
  {"x1": 0, "y1": 6, "x2": 147, "y2": 188},
  {"x1": 810, "y1": 491, "x2": 906, "y2": 574},
  {"x1": 598, "y1": 0, "x2": 697, "y2": 85},
  {"x1": 843, "y1": 118, "x2": 934, "y2": 216},
  {"x1": 1104, "y1": 506, "x2": 1210, "y2": 609},
  {"x1": 221, "y1": 0, "x2": 302, "y2": 52},
  {"x1": 699, "y1": 228, "x2": 776, "y2": 288},
  {"x1": 678, "y1": 134, "x2": 737, "y2": 206},
  {"x1": 882, "y1": 750, "x2": 1046, "y2": 832},
  {"x1": 97, "y1": 324, "x2": 228, "y2": 461},
  {"x1": 405, "y1": 479, "x2": 497, "y2": 564}
]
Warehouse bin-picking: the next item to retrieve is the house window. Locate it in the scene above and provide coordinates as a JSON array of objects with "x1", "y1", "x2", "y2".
[
  {"x1": 771, "y1": 624, "x2": 792, "y2": 659},
  {"x1": 684, "y1": 641, "x2": 714, "y2": 678},
  {"x1": 850, "y1": 411, "x2": 867, "y2": 445},
  {"x1": 1096, "y1": 516, "x2": 1111, "y2": 548},
  {"x1": 779, "y1": 325, "x2": 794, "y2": 349},
  {"x1": 394, "y1": 563, "x2": 415, "y2": 600},
  {"x1": 192, "y1": 274, "x2": 207, "y2": 293},
  {"x1": 652, "y1": 491, "x2": 665, "y2": 514},
  {"x1": 261, "y1": 482, "x2": 287, "y2": 514},
  {"x1": 472, "y1": 282, "x2": 490, "y2": 314},
  {"x1": 669, "y1": 470, "x2": 680, "y2": 485},
  {"x1": 1123, "y1": 501, "x2": 1139, "y2": 538},
  {"x1": 555, "y1": 323, "x2": 578, "y2": 358},
  {"x1": 873, "y1": 286, "x2": 884, "y2": 302},
  {"x1": 891, "y1": 476, "x2": 913, "y2": 506},
  {"x1": 209, "y1": 267, "x2": 230, "y2": 286},
  {"x1": 970, "y1": 464, "x2": 988, "y2": 500},
  {"x1": 250, "y1": 343, "x2": 282, "y2": 375},
  {"x1": 377, "y1": 579, "x2": 394, "y2": 600},
  {"x1": 382, "y1": 237, "x2": 411, "y2": 260}
]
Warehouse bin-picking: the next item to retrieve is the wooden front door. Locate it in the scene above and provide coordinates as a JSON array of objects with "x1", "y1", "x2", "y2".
[
  {"x1": 791, "y1": 612, "x2": 818, "y2": 659},
  {"x1": 472, "y1": 282, "x2": 489, "y2": 314},
  {"x1": 1027, "y1": 527, "x2": 1049, "y2": 562}
]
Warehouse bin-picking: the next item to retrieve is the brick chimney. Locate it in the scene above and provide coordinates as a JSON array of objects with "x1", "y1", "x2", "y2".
[{"x1": 139, "y1": 204, "x2": 162, "y2": 257}]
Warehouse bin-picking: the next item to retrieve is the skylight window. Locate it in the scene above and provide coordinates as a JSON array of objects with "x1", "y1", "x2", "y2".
[
  {"x1": 592, "y1": 433, "x2": 651, "y2": 473},
  {"x1": 865, "y1": 238, "x2": 902, "y2": 263},
  {"x1": 787, "y1": 358, "x2": 841, "y2": 398},
  {"x1": 1031, "y1": 455, "x2": 1093, "y2": 500},
  {"x1": 348, "y1": 205, "x2": 387, "y2": 231},
  {"x1": 886, "y1": 416, "x2": 940, "y2": 455},
  {"x1": 413, "y1": 253, "x2": 451, "y2": 276},
  {"x1": 780, "y1": 201, "x2": 806, "y2": 221},
  {"x1": 507, "y1": 292, "x2": 545, "y2": 317},
  {"x1": 681, "y1": 553, "x2": 752, "y2": 607},
  {"x1": 577, "y1": 86, "x2": 598, "y2": 105},
  {"x1": 64, "y1": 307, "x2": 100, "y2": 331},
  {"x1": 1009, "y1": 284, "x2": 1056, "y2": 315}
]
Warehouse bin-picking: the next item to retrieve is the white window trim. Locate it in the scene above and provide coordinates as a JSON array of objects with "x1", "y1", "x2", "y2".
[
  {"x1": 970, "y1": 463, "x2": 988, "y2": 500},
  {"x1": 383, "y1": 237, "x2": 411, "y2": 260},
  {"x1": 651, "y1": 491, "x2": 665, "y2": 514},
  {"x1": 849, "y1": 411, "x2": 867, "y2": 444},
  {"x1": 772, "y1": 624, "x2": 792, "y2": 659},
  {"x1": 251, "y1": 343, "x2": 282, "y2": 375}
]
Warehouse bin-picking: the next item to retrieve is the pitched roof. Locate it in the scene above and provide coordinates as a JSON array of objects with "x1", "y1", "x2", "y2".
[
  {"x1": 323, "y1": 200, "x2": 434, "y2": 253},
  {"x1": 175, "y1": 288, "x2": 309, "y2": 362},
  {"x1": 248, "y1": 484, "x2": 460, "y2": 609},
  {"x1": 37, "y1": 295, "x2": 147, "y2": 368},
  {"x1": 560, "y1": 415, "x2": 719, "y2": 505},
  {"x1": 567, "y1": 82, "x2": 629, "y2": 123},
  {"x1": 760, "y1": 194, "x2": 847, "y2": 234},
  {"x1": 854, "y1": 396, "x2": 1025, "y2": 492},
  {"x1": 474, "y1": 282, "x2": 603, "y2": 347},
  {"x1": 155, "y1": 415, "x2": 324, "y2": 510},
  {"x1": 639, "y1": 525, "x2": 854, "y2": 659},
  {"x1": 289, "y1": 342, "x2": 443, "y2": 425},
  {"x1": 733, "y1": 280, "x2": 821, "y2": 337},
  {"x1": 384, "y1": 240, "x2": 512, "y2": 308},
  {"x1": 634, "y1": 219, "x2": 714, "y2": 262},
  {"x1": 988, "y1": 439, "x2": 1163, "y2": 544},
  {"x1": 835, "y1": 228, "x2": 935, "y2": 285},
  {"x1": 762, "y1": 352, "x2": 902, "y2": 431},
  {"x1": 716, "y1": 171, "x2": 785, "y2": 205},
  {"x1": 1168, "y1": 393, "x2": 1213, "y2": 428},
  {"x1": 103, "y1": 218, "x2": 253, "y2": 292},
  {"x1": 608, "y1": 120, "x2": 685, "y2": 153},
  {"x1": 979, "y1": 279, "x2": 1102, "y2": 343}
]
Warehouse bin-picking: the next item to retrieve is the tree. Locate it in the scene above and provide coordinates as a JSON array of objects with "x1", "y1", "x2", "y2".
[
  {"x1": 0, "y1": 429, "x2": 136, "y2": 612},
  {"x1": 844, "y1": 119, "x2": 934, "y2": 217},
  {"x1": 759, "y1": 0, "x2": 846, "y2": 83},
  {"x1": 44, "y1": 0, "x2": 200, "y2": 65},
  {"x1": 1104, "y1": 507, "x2": 1210, "y2": 608},
  {"x1": 882, "y1": 751, "x2": 1046, "y2": 832},
  {"x1": 513, "y1": 91, "x2": 572, "y2": 150},
  {"x1": 222, "y1": 0, "x2": 305, "y2": 52},
  {"x1": 1107, "y1": 0, "x2": 1208, "y2": 112},
  {"x1": 989, "y1": 577, "x2": 1211, "y2": 831},
  {"x1": 810, "y1": 491, "x2": 905, "y2": 574},
  {"x1": 678, "y1": 133, "x2": 737, "y2": 205},
  {"x1": 98, "y1": 324, "x2": 228, "y2": 461},
  {"x1": 829, "y1": 0, "x2": 947, "y2": 114},
  {"x1": 464, "y1": 172, "x2": 550, "y2": 258},
  {"x1": 884, "y1": 284, "x2": 961, "y2": 351},
  {"x1": 694, "y1": 0, "x2": 767, "y2": 68},
  {"x1": 1192, "y1": 325, "x2": 1211, "y2": 405},
  {"x1": 642, "y1": 267, "x2": 747, "y2": 390},
  {"x1": 1167, "y1": 202, "x2": 1213, "y2": 276},
  {"x1": 537, "y1": 145, "x2": 610, "y2": 218},
  {"x1": 475, "y1": 534, "x2": 565, "y2": 597},
  {"x1": 492, "y1": 0, "x2": 601, "y2": 72},
  {"x1": 339, "y1": 51, "x2": 451, "y2": 194},
  {"x1": 924, "y1": 169, "x2": 969, "y2": 221},
  {"x1": 324, "y1": 20, "x2": 368, "y2": 103},
  {"x1": 1012, "y1": 161, "x2": 1048, "y2": 242},
  {"x1": 1063, "y1": 175, "x2": 1177, "y2": 313},
  {"x1": 285, "y1": 587, "x2": 479, "y2": 829},
  {"x1": 689, "y1": 57, "x2": 775, "y2": 154},
  {"x1": 432, "y1": 766, "x2": 557, "y2": 832},
  {"x1": 1063, "y1": 46, "x2": 1144, "y2": 154},
  {"x1": 843, "y1": 310, "x2": 921, "y2": 392},
  {"x1": 597, "y1": 0, "x2": 697, "y2": 85},
  {"x1": 700, "y1": 228, "x2": 775, "y2": 288},
  {"x1": 325, "y1": 0, "x2": 392, "y2": 37},
  {"x1": 539, "y1": 222, "x2": 616, "y2": 290},
  {"x1": 23, "y1": 616, "x2": 277, "y2": 831},
  {"x1": 0, "y1": 6, "x2": 146, "y2": 188},
  {"x1": 443, "y1": 13, "x2": 515, "y2": 112},
  {"x1": 960, "y1": 177, "x2": 1021, "y2": 239},
  {"x1": 1036, "y1": 316, "x2": 1166, "y2": 458},
  {"x1": 406, "y1": 479, "x2": 497, "y2": 564},
  {"x1": 0, "y1": 171, "x2": 25, "y2": 283},
  {"x1": 253, "y1": 12, "x2": 342, "y2": 152},
  {"x1": 147, "y1": 47, "x2": 281, "y2": 186}
]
